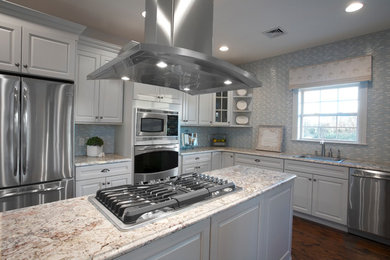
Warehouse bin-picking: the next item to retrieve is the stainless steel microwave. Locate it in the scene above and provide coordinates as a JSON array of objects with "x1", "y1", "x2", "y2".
[{"x1": 135, "y1": 108, "x2": 179, "y2": 145}]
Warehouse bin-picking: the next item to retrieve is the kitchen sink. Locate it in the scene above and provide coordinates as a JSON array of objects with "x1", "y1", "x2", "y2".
[{"x1": 294, "y1": 154, "x2": 344, "y2": 163}]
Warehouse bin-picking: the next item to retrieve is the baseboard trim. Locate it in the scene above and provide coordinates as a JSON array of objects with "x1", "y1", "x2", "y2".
[{"x1": 293, "y1": 211, "x2": 347, "y2": 232}]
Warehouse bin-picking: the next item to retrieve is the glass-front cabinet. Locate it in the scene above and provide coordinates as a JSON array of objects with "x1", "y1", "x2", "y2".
[{"x1": 213, "y1": 91, "x2": 232, "y2": 125}]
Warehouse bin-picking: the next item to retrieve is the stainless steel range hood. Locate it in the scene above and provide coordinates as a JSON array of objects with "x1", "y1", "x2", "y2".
[{"x1": 87, "y1": 0, "x2": 262, "y2": 95}]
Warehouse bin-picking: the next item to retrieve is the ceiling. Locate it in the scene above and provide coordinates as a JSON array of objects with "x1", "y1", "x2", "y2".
[{"x1": 6, "y1": 0, "x2": 390, "y2": 65}]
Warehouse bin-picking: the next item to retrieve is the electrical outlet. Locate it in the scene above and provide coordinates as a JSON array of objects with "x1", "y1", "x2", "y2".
[{"x1": 79, "y1": 137, "x2": 85, "y2": 145}]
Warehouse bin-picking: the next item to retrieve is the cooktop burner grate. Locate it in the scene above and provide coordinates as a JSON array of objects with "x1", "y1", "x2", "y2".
[{"x1": 94, "y1": 173, "x2": 237, "y2": 225}]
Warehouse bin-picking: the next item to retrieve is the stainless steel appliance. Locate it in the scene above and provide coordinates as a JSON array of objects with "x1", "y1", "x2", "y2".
[
  {"x1": 135, "y1": 108, "x2": 179, "y2": 145},
  {"x1": 88, "y1": 0, "x2": 262, "y2": 95},
  {"x1": 134, "y1": 144, "x2": 179, "y2": 183},
  {"x1": 89, "y1": 172, "x2": 239, "y2": 231},
  {"x1": 0, "y1": 74, "x2": 74, "y2": 212},
  {"x1": 348, "y1": 168, "x2": 390, "y2": 245}
]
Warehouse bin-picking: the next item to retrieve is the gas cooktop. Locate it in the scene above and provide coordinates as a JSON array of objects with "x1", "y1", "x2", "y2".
[{"x1": 89, "y1": 173, "x2": 240, "y2": 231}]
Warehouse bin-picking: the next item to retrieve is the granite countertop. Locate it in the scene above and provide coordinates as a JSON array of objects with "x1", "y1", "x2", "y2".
[
  {"x1": 0, "y1": 166, "x2": 295, "y2": 260},
  {"x1": 180, "y1": 147, "x2": 390, "y2": 172},
  {"x1": 75, "y1": 154, "x2": 131, "y2": 166}
]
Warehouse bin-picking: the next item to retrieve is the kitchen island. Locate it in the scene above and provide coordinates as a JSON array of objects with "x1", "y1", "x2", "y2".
[{"x1": 0, "y1": 166, "x2": 295, "y2": 260}]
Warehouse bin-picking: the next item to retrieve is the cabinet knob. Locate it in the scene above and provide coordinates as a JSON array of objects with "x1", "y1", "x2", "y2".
[
  {"x1": 101, "y1": 183, "x2": 105, "y2": 185},
  {"x1": 308, "y1": 178, "x2": 312, "y2": 181},
  {"x1": 107, "y1": 182, "x2": 110, "y2": 185},
  {"x1": 15, "y1": 63, "x2": 20, "y2": 67},
  {"x1": 228, "y1": 121, "x2": 230, "y2": 124},
  {"x1": 23, "y1": 64, "x2": 28, "y2": 68},
  {"x1": 254, "y1": 159, "x2": 260, "y2": 162},
  {"x1": 209, "y1": 121, "x2": 212, "y2": 123},
  {"x1": 313, "y1": 179, "x2": 317, "y2": 182},
  {"x1": 100, "y1": 116, "x2": 103, "y2": 119},
  {"x1": 95, "y1": 116, "x2": 99, "y2": 119}
]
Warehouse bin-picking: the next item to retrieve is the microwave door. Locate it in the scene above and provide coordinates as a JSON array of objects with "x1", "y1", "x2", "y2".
[{"x1": 137, "y1": 113, "x2": 167, "y2": 136}]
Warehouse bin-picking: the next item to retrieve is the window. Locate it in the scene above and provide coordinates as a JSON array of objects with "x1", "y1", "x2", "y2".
[{"x1": 293, "y1": 82, "x2": 367, "y2": 144}]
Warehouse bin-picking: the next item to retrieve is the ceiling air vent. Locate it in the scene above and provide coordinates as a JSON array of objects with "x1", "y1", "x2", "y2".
[{"x1": 263, "y1": 27, "x2": 286, "y2": 38}]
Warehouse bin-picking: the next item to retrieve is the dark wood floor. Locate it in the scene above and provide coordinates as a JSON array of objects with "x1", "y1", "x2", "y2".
[{"x1": 292, "y1": 216, "x2": 390, "y2": 260}]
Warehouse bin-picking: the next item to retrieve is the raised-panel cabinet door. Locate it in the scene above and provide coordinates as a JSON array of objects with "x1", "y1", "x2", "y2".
[
  {"x1": 222, "y1": 152, "x2": 234, "y2": 168},
  {"x1": 198, "y1": 94, "x2": 213, "y2": 125},
  {"x1": 76, "y1": 177, "x2": 105, "y2": 197},
  {"x1": 186, "y1": 93, "x2": 199, "y2": 125},
  {"x1": 292, "y1": 172, "x2": 313, "y2": 214},
  {"x1": 75, "y1": 50, "x2": 100, "y2": 123},
  {"x1": 312, "y1": 175, "x2": 348, "y2": 225},
  {"x1": 98, "y1": 55, "x2": 123, "y2": 123},
  {"x1": 22, "y1": 27, "x2": 75, "y2": 80},
  {"x1": 133, "y1": 83, "x2": 159, "y2": 102},
  {"x1": 159, "y1": 87, "x2": 182, "y2": 104},
  {"x1": 211, "y1": 152, "x2": 222, "y2": 170},
  {"x1": 106, "y1": 174, "x2": 131, "y2": 187},
  {"x1": 210, "y1": 198, "x2": 260, "y2": 260},
  {"x1": 0, "y1": 21, "x2": 21, "y2": 72}
]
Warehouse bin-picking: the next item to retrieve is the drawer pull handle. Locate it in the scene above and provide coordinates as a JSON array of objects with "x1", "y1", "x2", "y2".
[
  {"x1": 195, "y1": 157, "x2": 200, "y2": 160},
  {"x1": 101, "y1": 168, "x2": 110, "y2": 173},
  {"x1": 195, "y1": 166, "x2": 201, "y2": 169},
  {"x1": 254, "y1": 159, "x2": 260, "y2": 162}
]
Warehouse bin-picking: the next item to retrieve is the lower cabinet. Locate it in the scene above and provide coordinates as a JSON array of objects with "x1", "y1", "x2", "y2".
[
  {"x1": 75, "y1": 161, "x2": 132, "y2": 197},
  {"x1": 181, "y1": 153, "x2": 212, "y2": 175},
  {"x1": 210, "y1": 181, "x2": 294, "y2": 260},
  {"x1": 285, "y1": 160, "x2": 348, "y2": 225},
  {"x1": 221, "y1": 152, "x2": 234, "y2": 168},
  {"x1": 211, "y1": 152, "x2": 222, "y2": 170},
  {"x1": 117, "y1": 218, "x2": 210, "y2": 260}
]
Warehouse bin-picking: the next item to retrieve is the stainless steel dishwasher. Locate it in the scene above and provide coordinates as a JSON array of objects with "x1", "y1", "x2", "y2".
[{"x1": 348, "y1": 168, "x2": 390, "y2": 245}]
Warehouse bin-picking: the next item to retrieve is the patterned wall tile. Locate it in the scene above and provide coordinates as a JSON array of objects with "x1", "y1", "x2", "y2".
[
  {"x1": 75, "y1": 125, "x2": 116, "y2": 156},
  {"x1": 235, "y1": 29, "x2": 390, "y2": 163}
]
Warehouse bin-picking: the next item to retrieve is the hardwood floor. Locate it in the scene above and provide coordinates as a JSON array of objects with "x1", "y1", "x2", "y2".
[{"x1": 292, "y1": 216, "x2": 390, "y2": 260}]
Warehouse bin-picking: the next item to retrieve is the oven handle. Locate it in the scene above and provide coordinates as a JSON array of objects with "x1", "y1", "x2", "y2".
[
  {"x1": 0, "y1": 186, "x2": 64, "y2": 199},
  {"x1": 137, "y1": 145, "x2": 179, "y2": 151},
  {"x1": 351, "y1": 169, "x2": 390, "y2": 181}
]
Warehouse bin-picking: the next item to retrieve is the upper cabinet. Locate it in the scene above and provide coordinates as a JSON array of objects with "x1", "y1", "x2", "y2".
[
  {"x1": 182, "y1": 93, "x2": 198, "y2": 125},
  {"x1": 199, "y1": 94, "x2": 214, "y2": 125},
  {"x1": 75, "y1": 37, "x2": 123, "y2": 124},
  {"x1": 213, "y1": 91, "x2": 232, "y2": 126},
  {"x1": 0, "y1": 13, "x2": 79, "y2": 80},
  {"x1": 133, "y1": 82, "x2": 182, "y2": 104}
]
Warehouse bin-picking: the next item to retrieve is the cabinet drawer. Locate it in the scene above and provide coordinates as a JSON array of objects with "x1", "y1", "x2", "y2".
[
  {"x1": 235, "y1": 153, "x2": 283, "y2": 171},
  {"x1": 76, "y1": 161, "x2": 131, "y2": 181},
  {"x1": 182, "y1": 152, "x2": 212, "y2": 164},
  {"x1": 284, "y1": 160, "x2": 348, "y2": 179}
]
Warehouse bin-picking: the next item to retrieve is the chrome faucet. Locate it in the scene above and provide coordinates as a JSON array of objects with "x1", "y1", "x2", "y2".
[{"x1": 320, "y1": 140, "x2": 326, "y2": 157}]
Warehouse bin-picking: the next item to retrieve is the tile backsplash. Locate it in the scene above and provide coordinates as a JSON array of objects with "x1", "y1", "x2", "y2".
[{"x1": 75, "y1": 125, "x2": 116, "y2": 156}]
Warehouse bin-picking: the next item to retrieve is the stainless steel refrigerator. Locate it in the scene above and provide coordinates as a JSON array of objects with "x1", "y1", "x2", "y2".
[{"x1": 0, "y1": 74, "x2": 74, "y2": 212}]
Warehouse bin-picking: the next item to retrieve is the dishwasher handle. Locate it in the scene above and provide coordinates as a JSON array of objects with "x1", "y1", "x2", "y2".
[{"x1": 351, "y1": 169, "x2": 390, "y2": 181}]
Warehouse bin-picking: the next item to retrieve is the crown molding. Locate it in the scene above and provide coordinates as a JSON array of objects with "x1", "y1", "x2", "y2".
[{"x1": 78, "y1": 36, "x2": 122, "y2": 53}]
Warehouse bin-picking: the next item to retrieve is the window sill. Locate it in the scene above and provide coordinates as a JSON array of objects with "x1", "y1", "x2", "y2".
[{"x1": 291, "y1": 139, "x2": 367, "y2": 146}]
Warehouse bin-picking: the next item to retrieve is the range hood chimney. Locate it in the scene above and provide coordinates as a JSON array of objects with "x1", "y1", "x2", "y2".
[{"x1": 87, "y1": 0, "x2": 262, "y2": 95}]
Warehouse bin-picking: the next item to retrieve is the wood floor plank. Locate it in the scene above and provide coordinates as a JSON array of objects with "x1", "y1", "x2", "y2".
[{"x1": 292, "y1": 216, "x2": 390, "y2": 260}]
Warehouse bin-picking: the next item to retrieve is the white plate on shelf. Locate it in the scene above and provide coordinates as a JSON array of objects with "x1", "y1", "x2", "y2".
[
  {"x1": 236, "y1": 115, "x2": 249, "y2": 125},
  {"x1": 236, "y1": 89, "x2": 247, "y2": 96},
  {"x1": 236, "y1": 100, "x2": 248, "y2": 110}
]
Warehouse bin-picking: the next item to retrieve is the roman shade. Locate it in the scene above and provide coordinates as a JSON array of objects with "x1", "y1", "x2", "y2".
[{"x1": 289, "y1": 55, "x2": 372, "y2": 89}]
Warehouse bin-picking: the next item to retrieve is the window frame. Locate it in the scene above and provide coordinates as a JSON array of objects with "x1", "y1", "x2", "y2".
[{"x1": 292, "y1": 82, "x2": 368, "y2": 144}]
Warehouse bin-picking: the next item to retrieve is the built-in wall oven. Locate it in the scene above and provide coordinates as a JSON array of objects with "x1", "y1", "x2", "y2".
[{"x1": 134, "y1": 108, "x2": 180, "y2": 183}]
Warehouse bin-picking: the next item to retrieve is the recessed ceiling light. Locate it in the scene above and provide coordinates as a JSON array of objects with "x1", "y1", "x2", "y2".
[
  {"x1": 345, "y1": 2, "x2": 364, "y2": 12},
  {"x1": 121, "y1": 76, "x2": 130, "y2": 81},
  {"x1": 156, "y1": 61, "x2": 168, "y2": 68},
  {"x1": 141, "y1": 11, "x2": 146, "y2": 18},
  {"x1": 183, "y1": 87, "x2": 190, "y2": 91},
  {"x1": 224, "y1": 80, "x2": 232, "y2": 85},
  {"x1": 219, "y1": 45, "x2": 229, "y2": 52}
]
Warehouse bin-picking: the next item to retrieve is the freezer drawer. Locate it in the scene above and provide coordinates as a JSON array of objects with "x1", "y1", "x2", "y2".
[{"x1": 0, "y1": 179, "x2": 73, "y2": 212}]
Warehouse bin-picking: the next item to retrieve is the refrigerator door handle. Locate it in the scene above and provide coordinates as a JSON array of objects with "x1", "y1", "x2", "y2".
[
  {"x1": 0, "y1": 186, "x2": 65, "y2": 199},
  {"x1": 21, "y1": 85, "x2": 28, "y2": 176},
  {"x1": 13, "y1": 85, "x2": 20, "y2": 177}
]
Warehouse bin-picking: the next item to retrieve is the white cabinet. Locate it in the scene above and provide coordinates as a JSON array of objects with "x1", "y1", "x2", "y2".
[
  {"x1": 213, "y1": 91, "x2": 232, "y2": 126},
  {"x1": 285, "y1": 160, "x2": 348, "y2": 225},
  {"x1": 222, "y1": 152, "x2": 235, "y2": 168},
  {"x1": 133, "y1": 82, "x2": 182, "y2": 104},
  {"x1": 0, "y1": 14, "x2": 76, "y2": 80},
  {"x1": 75, "y1": 161, "x2": 132, "y2": 197},
  {"x1": 210, "y1": 181, "x2": 294, "y2": 260},
  {"x1": 181, "y1": 93, "x2": 198, "y2": 125},
  {"x1": 235, "y1": 153, "x2": 284, "y2": 171},
  {"x1": 198, "y1": 94, "x2": 213, "y2": 125},
  {"x1": 182, "y1": 153, "x2": 212, "y2": 175},
  {"x1": 211, "y1": 152, "x2": 222, "y2": 170},
  {"x1": 75, "y1": 39, "x2": 123, "y2": 124},
  {"x1": 312, "y1": 175, "x2": 348, "y2": 224},
  {"x1": 117, "y1": 218, "x2": 210, "y2": 260}
]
